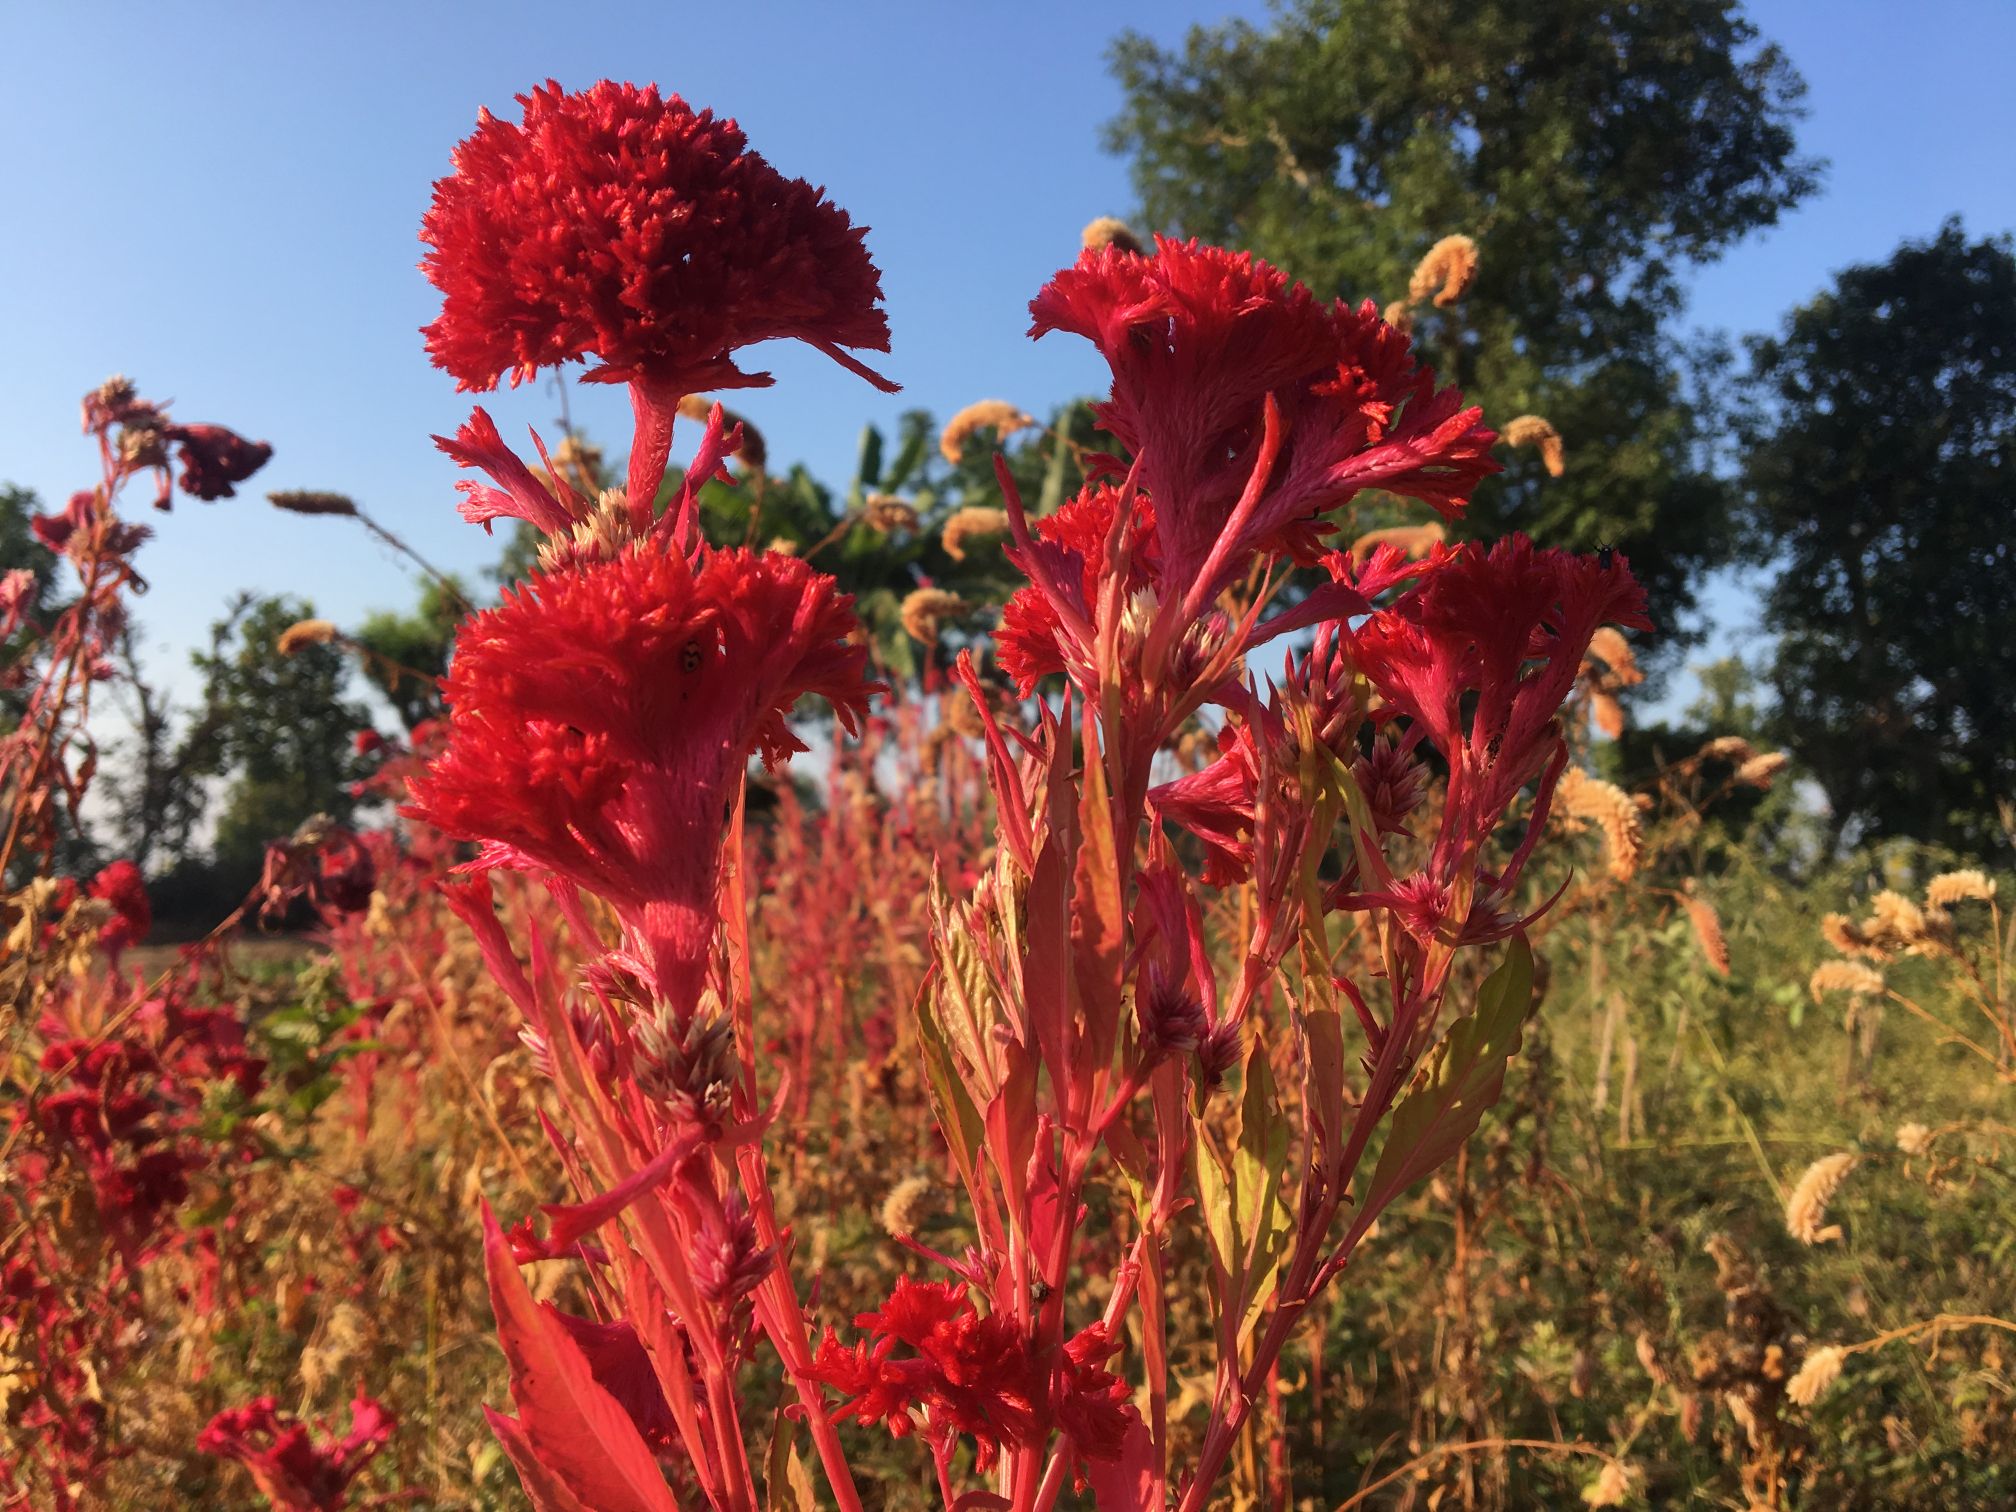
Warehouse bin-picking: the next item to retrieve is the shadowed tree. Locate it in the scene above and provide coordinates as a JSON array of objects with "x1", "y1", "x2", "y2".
[
  {"x1": 1740, "y1": 221, "x2": 2016, "y2": 857},
  {"x1": 1105, "y1": 0, "x2": 1820, "y2": 662}
]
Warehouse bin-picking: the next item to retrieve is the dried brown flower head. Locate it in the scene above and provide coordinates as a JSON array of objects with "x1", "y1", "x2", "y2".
[
  {"x1": 268, "y1": 490, "x2": 360, "y2": 517},
  {"x1": 1586, "y1": 625, "x2": 1643, "y2": 687},
  {"x1": 940, "y1": 505, "x2": 1010, "y2": 561},
  {"x1": 1555, "y1": 766, "x2": 1642, "y2": 882},
  {"x1": 277, "y1": 619, "x2": 339, "y2": 656},
  {"x1": 939, "y1": 399, "x2": 1034, "y2": 464},
  {"x1": 1784, "y1": 1153, "x2": 1857, "y2": 1245},
  {"x1": 1081, "y1": 216, "x2": 1145, "y2": 256},
  {"x1": 1785, "y1": 1345, "x2": 1845, "y2": 1407},
  {"x1": 860, "y1": 493, "x2": 919, "y2": 534},
  {"x1": 900, "y1": 586, "x2": 967, "y2": 644},
  {"x1": 1502, "y1": 413, "x2": 1566, "y2": 476},
  {"x1": 1348, "y1": 520, "x2": 1445, "y2": 562},
  {"x1": 1894, "y1": 1122, "x2": 1934, "y2": 1157},
  {"x1": 1926, "y1": 869, "x2": 1995, "y2": 908},
  {"x1": 1733, "y1": 752, "x2": 1790, "y2": 788},
  {"x1": 879, "y1": 1175, "x2": 935, "y2": 1239},
  {"x1": 1809, "y1": 960, "x2": 1885, "y2": 1001},
  {"x1": 1684, "y1": 893, "x2": 1731, "y2": 975},
  {"x1": 1407, "y1": 233, "x2": 1480, "y2": 308}
]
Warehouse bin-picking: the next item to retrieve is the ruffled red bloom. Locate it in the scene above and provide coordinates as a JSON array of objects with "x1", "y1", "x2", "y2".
[
  {"x1": 995, "y1": 482, "x2": 1157, "y2": 694},
  {"x1": 1029, "y1": 238, "x2": 1497, "y2": 616},
  {"x1": 421, "y1": 80, "x2": 894, "y2": 397},
  {"x1": 406, "y1": 546, "x2": 878, "y2": 1004},
  {"x1": 807, "y1": 1277, "x2": 1138, "y2": 1471},
  {"x1": 1346, "y1": 535, "x2": 1650, "y2": 888},
  {"x1": 168, "y1": 423, "x2": 272, "y2": 503},
  {"x1": 197, "y1": 1393, "x2": 393, "y2": 1512},
  {"x1": 88, "y1": 859, "x2": 150, "y2": 962}
]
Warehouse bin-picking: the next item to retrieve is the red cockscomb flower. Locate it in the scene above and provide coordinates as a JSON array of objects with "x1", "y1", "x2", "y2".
[
  {"x1": 1029, "y1": 237, "x2": 1497, "y2": 618},
  {"x1": 807, "y1": 1277, "x2": 1139, "y2": 1471},
  {"x1": 421, "y1": 79, "x2": 894, "y2": 399},
  {"x1": 1346, "y1": 535, "x2": 1650, "y2": 890},
  {"x1": 88, "y1": 859, "x2": 150, "y2": 963},
  {"x1": 406, "y1": 546, "x2": 878, "y2": 1005},
  {"x1": 198, "y1": 1393, "x2": 393, "y2": 1512}
]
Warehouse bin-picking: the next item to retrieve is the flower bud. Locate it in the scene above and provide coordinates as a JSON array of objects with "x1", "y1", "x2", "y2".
[
  {"x1": 690, "y1": 1194, "x2": 773, "y2": 1306},
  {"x1": 1135, "y1": 970, "x2": 1206, "y2": 1063},
  {"x1": 633, "y1": 1007, "x2": 736, "y2": 1136}
]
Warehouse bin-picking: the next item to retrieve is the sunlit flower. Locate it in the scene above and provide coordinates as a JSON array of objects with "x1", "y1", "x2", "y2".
[
  {"x1": 1345, "y1": 535, "x2": 1649, "y2": 888},
  {"x1": 406, "y1": 546, "x2": 877, "y2": 1003},
  {"x1": 1029, "y1": 237, "x2": 1498, "y2": 617},
  {"x1": 420, "y1": 79, "x2": 894, "y2": 397}
]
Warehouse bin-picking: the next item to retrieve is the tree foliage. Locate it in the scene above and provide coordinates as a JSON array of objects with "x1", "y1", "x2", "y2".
[
  {"x1": 1105, "y1": 0, "x2": 1820, "y2": 653},
  {"x1": 181, "y1": 594, "x2": 372, "y2": 873},
  {"x1": 353, "y1": 577, "x2": 468, "y2": 731},
  {"x1": 1739, "y1": 221, "x2": 2016, "y2": 856}
]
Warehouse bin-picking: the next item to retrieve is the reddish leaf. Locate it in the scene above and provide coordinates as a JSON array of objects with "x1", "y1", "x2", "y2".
[{"x1": 480, "y1": 1203, "x2": 682, "y2": 1512}]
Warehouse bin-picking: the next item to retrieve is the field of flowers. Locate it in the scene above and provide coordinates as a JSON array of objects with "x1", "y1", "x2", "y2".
[{"x1": 2, "y1": 77, "x2": 2010, "y2": 1512}]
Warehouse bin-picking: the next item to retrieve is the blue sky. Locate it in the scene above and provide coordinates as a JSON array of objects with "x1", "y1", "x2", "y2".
[{"x1": 2, "y1": 1, "x2": 2012, "y2": 713}]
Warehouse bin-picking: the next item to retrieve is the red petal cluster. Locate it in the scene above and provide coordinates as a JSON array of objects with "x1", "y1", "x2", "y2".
[
  {"x1": 807, "y1": 1277, "x2": 1137, "y2": 1470},
  {"x1": 421, "y1": 80, "x2": 894, "y2": 395},
  {"x1": 169, "y1": 423, "x2": 272, "y2": 502},
  {"x1": 88, "y1": 859, "x2": 151, "y2": 961},
  {"x1": 1029, "y1": 237, "x2": 1497, "y2": 614},
  {"x1": 995, "y1": 482, "x2": 1157, "y2": 694},
  {"x1": 1346, "y1": 535, "x2": 1650, "y2": 888},
  {"x1": 197, "y1": 1393, "x2": 394, "y2": 1512},
  {"x1": 405, "y1": 546, "x2": 878, "y2": 1002}
]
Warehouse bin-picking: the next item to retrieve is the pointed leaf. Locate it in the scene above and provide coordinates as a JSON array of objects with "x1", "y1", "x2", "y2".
[
  {"x1": 480, "y1": 1204, "x2": 682, "y2": 1512},
  {"x1": 484, "y1": 1409, "x2": 590, "y2": 1512},
  {"x1": 1360, "y1": 938, "x2": 1536, "y2": 1225}
]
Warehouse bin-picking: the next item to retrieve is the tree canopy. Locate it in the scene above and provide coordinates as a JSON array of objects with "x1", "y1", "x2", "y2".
[
  {"x1": 1739, "y1": 221, "x2": 2016, "y2": 857},
  {"x1": 1106, "y1": 0, "x2": 1821, "y2": 655}
]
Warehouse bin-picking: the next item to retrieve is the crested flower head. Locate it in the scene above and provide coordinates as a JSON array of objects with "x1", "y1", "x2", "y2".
[
  {"x1": 421, "y1": 80, "x2": 894, "y2": 396},
  {"x1": 1029, "y1": 236, "x2": 1498, "y2": 616},
  {"x1": 406, "y1": 545, "x2": 878, "y2": 1003},
  {"x1": 1346, "y1": 535, "x2": 1649, "y2": 888}
]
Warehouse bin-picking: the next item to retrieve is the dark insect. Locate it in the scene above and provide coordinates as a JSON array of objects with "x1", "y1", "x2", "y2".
[
  {"x1": 681, "y1": 640, "x2": 704, "y2": 673},
  {"x1": 1030, "y1": 1278, "x2": 1053, "y2": 1305},
  {"x1": 1596, "y1": 544, "x2": 1616, "y2": 571}
]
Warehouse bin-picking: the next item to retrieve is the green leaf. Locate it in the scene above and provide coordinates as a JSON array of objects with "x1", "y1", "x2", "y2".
[
  {"x1": 853, "y1": 423, "x2": 884, "y2": 494},
  {"x1": 1360, "y1": 937, "x2": 1536, "y2": 1225},
  {"x1": 1233, "y1": 1041, "x2": 1295, "y2": 1342}
]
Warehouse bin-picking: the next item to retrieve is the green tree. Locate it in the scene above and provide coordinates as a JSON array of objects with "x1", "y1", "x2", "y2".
[
  {"x1": 182, "y1": 593, "x2": 373, "y2": 874},
  {"x1": 1105, "y1": 0, "x2": 1820, "y2": 655},
  {"x1": 1739, "y1": 221, "x2": 2016, "y2": 857},
  {"x1": 353, "y1": 577, "x2": 469, "y2": 730}
]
